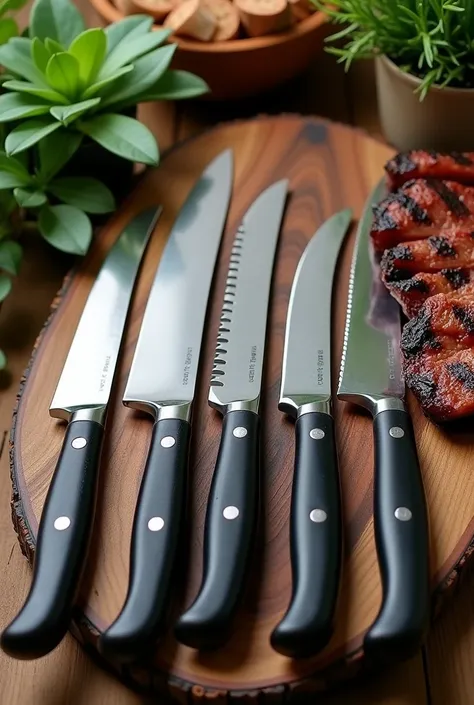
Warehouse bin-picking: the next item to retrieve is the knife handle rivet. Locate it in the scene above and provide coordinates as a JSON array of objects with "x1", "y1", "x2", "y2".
[
  {"x1": 148, "y1": 517, "x2": 165, "y2": 531},
  {"x1": 389, "y1": 426, "x2": 405, "y2": 439},
  {"x1": 233, "y1": 427, "x2": 247, "y2": 439},
  {"x1": 161, "y1": 436, "x2": 176, "y2": 448},
  {"x1": 309, "y1": 428, "x2": 325, "y2": 440},
  {"x1": 394, "y1": 507, "x2": 412, "y2": 522},
  {"x1": 71, "y1": 437, "x2": 87, "y2": 449},
  {"x1": 54, "y1": 516, "x2": 71, "y2": 531},
  {"x1": 223, "y1": 505, "x2": 239, "y2": 520},
  {"x1": 309, "y1": 508, "x2": 327, "y2": 523}
]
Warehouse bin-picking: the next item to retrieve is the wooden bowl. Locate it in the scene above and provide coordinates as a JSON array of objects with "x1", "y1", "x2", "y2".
[{"x1": 89, "y1": 0, "x2": 328, "y2": 99}]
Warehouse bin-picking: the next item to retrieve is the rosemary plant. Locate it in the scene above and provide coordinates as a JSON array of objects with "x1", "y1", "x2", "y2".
[{"x1": 315, "y1": 0, "x2": 474, "y2": 98}]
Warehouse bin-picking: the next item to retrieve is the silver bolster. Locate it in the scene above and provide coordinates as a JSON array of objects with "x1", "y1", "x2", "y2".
[
  {"x1": 373, "y1": 397, "x2": 406, "y2": 416},
  {"x1": 297, "y1": 400, "x2": 332, "y2": 417},
  {"x1": 209, "y1": 389, "x2": 260, "y2": 416},
  {"x1": 123, "y1": 398, "x2": 192, "y2": 423},
  {"x1": 71, "y1": 406, "x2": 107, "y2": 425}
]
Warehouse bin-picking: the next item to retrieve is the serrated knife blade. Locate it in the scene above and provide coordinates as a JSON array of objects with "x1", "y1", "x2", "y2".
[
  {"x1": 271, "y1": 208, "x2": 352, "y2": 658},
  {"x1": 1, "y1": 207, "x2": 159, "y2": 660},
  {"x1": 99, "y1": 150, "x2": 233, "y2": 663},
  {"x1": 175, "y1": 179, "x2": 289, "y2": 650},
  {"x1": 337, "y1": 180, "x2": 430, "y2": 664}
]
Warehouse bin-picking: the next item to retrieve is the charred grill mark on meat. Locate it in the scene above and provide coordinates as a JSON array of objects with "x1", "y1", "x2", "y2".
[
  {"x1": 446, "y1": 361, "x2": 474, "y2": 390},
  {"x1": 385, "y1": 150, "x2": 474, "y2": 189},
  {"x1": 426, "y1": 179, "x2": 470, "y2": 217},
  {"x1": 450, "y1": 152, "x2": 473, "y2": 166},
  {"x1": 452, "y1": 305, "x2": 474, "y2": 334},
  {"x1": 441, "y1": 268, "x2": 469, "y2": 289},
  {"x1": 404, "y1": 370, "x2": 438, "y2": 407},
  {"x1": 400, "y1": 309, "x2": 440, "y2": 357},
  {"x1": 428, "y1": 235, "x2": 457, "y2": 257}
]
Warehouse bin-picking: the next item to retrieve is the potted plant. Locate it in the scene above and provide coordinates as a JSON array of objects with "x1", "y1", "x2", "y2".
[
  {"x1": 0, "y1": 0, "x2": 208, "y2": 367},
  {"x1": 315, "y1": 0, "x2": 474, "y2": 151}
]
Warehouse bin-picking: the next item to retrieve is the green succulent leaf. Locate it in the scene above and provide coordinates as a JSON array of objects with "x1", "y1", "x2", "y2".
[
  {"x1": 69, "y1": 28, "x2": 106, "y2": 87},
  {"x1": 104, "y1": 15, "x2": 153, "y2": 54},
  {"x1": 0, "y1": 91, "x2": 51, "y2": 122},
  {"x1": 0, "y1": 18, "x2": 18, "y2": 44},
  {"x1": 38, "y1": 203, "x2": 92, "y2": 255},
  {"x1": 3, "y1": 79, "x2": 68, "y2": 104},
  {"x1": 0, "y1": 273, "x2": 12, "y2": 302},
  {"x1": 100, "y1": 29, "x2": 170, "y2": 77},
  {"x1": 13, "y1": 187, "x2": 47, "y2": 208},
  {"x1": 44, "y1": 37, "x2": 64, "y2": 54},
  {"x1": 0, "y1": 349, "x2": 6, "y2": 369},
  {"x1": 38, "y1": 129, "x2": 82, "y2": 180},
  {"x1": 45, "y1": 52, "x2": 80, "y2": 99},
  {"x1": 100, "y1": 44, "x2": 176, "y2": 110},
  {"x1": 31, "y1": 36, "x2": 50, "y2": 72},
  {"x1": 78, "y1": 113, "x2": 159, "y2": 166},
  {"x1": 5, "y1": 117, "x2": 62, "y2": 155},
  {"x1": 48, "y1": 177, "x2": 115, "y2": 213},
  {"x1": 50, "y1": 97, "x2": 100, "y2": 125},
  {"x1": 0, "y1": 0, "x2": 30, "y2": 13},
  {"x1": 142, "y1": 69, "x2": 209, "y2": 101},
  {"x1": 0, "y1": 37, "x2": 48, "y2": 83},
  {"x1": 81, "y1": 65, "x2": 133, "y2": 100},
  {"x1": 29, "y1": 0, "x2": 85, "y2": 46},
  {"x1": 0, "y1": 152, "x2": 31, "y2": 188},
  {"x1": 0, "y1": 240, "x2": 22, "y2": 276}
]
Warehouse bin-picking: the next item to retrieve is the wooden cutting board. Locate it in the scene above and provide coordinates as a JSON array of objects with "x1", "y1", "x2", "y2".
[{"x1": 9, "y1": 116, "x2": 474, "y2": 700}]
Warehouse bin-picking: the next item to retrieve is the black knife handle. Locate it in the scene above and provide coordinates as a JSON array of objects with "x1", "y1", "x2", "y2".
[
  {"x1": 1, "y1": 419, "x2": 104, "y2": 660},
  {"x1": 271, "y1": 412, "x2": 342, "y2": 658},
  {"x1": 175, "y1": 409, "x2": 259, "y2": 650},
  {"x1": 100, "y1": 417, "x2": 191, "y2": 663},
  {"x1": 364, "y1": 408, "x2": 430, "y2": 664}
]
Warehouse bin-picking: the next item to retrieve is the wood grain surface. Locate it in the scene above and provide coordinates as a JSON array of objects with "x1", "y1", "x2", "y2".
[{"x1": 7, "y1": 115, "x2": 474, "y2": 700}]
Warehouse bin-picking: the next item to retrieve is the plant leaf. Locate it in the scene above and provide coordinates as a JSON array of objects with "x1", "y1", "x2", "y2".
[
  {"x1": 0, "y1": 37, "x2": 47, "y2": 83},
  {"x1": 0, "y1": 241, "x2": 21, "y2": 276},
  {"x1": 3, "y1": 79, "x2": 68, "y2": 103},
  {"x1": 31, "y1": 36, "x2": 50, "y2": 72},
  {"x1": 48, "y1": 176, "x2": 115, "y2": 213},
  {"x1": 38, "y1": 129, "x2": 82, "y2": 180},
  {"x1": 0, "y1": 152, "x2": 31, "y2": 188},
  {"x1": 0, "y1": 91, "x2": 51, "y2": 121},
  {"x1": 5, "y1": 117, "x2": 62, "y2": 155},
  {"x1": 0, "y1": 349, "x2": 6, "y2": 369},
  {"x1": 44, "y1": 37, "x2": 64, "y2": 54},
  {"x1": 0, "y1": 273, "x2": 12, "y2": 301},
  {"x1": 78, "y1": 113, "x2": 158, "y2": 165},
  {"x1": 100, "y1": 29, "x2": 170, "y2": 77},
  {"x1": 0, "y1": 18, "x2": 18, "y2": 44},
  {"x1": 0, "y1": 0, "x2": 30, "y2": 13},
  {"x1": 38, "y1": 203, "x2": 92, "y2": 254},
  {"x1": 0, "y1": 240, "x2": 22, "y2": 275},
  {"x1": 50, "y1": 97, "x2": 100, "y2": 125},
  {"x1": 69, "y1": 28, "x2": 106, "y2": 87},
  {"x1": 81, "y1": 65, "x2": 133, "y2": 99},
  {"x1": 13, "y1": 187, "x2": 47, "y2": 208},
  {"x1": 142, "y1": 69, "x2": 209, "y2": 101},
  {"x1": 104, "y1": 15, "x2": 153, "y2": 54},
  {"x1": 100, "y1": 45, "x2": 176, "y2": 110},
  {"x1": 29, "y1": 0, "x2": 85, "y2": 46},
  {"x1": 45, "y1": 52, "x2": 79, "y2": 99}
]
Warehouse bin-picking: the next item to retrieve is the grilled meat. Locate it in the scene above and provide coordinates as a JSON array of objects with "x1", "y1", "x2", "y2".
[
  {"x1": 385, "y1": 270, "x2": 474, "y2": 319},
  {"x1": 386, "y1": 151, "x2": 474, "y2": 190},
  {"x1": 401, "y1": 288, "x2": 474, "y2": 421},
  {"x1": 371, "y1": 179, "x2": 474, "y2": 251}
]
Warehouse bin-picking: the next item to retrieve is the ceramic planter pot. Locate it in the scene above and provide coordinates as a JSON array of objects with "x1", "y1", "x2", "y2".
[{"x1": 375, "y1": 54, "x2": 474, "y2": 151}]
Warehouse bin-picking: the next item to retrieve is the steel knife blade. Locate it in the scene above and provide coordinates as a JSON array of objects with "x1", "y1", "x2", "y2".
[
  {"x1": 175, "y1": 179, "x2": 289, "y2": 650},
  {"x1": 1, "y1": 207, "x2": 160, "y2": 660},
  {"x1": 99, "y1": 150, "x2": 233, "y2": 663},
  {"x1": 271, "y1": 208, "x2": 352, "y2": 658},
  {"x1": 337, "y1": 180, "x2": 430, "y2": 664}
]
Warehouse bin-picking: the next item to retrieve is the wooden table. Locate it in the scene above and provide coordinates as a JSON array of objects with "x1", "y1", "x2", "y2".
[{"x1": 1, "y1": 5, "x2": 473, "y2": 704}]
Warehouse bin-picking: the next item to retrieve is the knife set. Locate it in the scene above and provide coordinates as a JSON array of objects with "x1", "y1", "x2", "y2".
[{"x1": 1, "y1": 150, "x2": 430, "y2": 668}]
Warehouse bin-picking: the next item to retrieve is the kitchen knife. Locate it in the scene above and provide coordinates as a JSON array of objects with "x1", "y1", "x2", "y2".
[
  {"x1": 271, "y1": 208, "x2": 352, "y2": 659},
  {"x1": 337, "y1": 180, "x2": 430, "y2": 664},
  {"x1": 1, "y1": 207, "x2": 160, "y2": 660},
  {"x1": 99, "y1": 150, "x2": 233, "y2": 663},
  {"x1": 175, "y1": 179, "x2": 288, "y2": 650}
]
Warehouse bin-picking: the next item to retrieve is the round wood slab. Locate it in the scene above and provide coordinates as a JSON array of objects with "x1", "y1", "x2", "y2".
[{"x1": 10, "y1": 116, "x2": 474, "y2": 700}]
